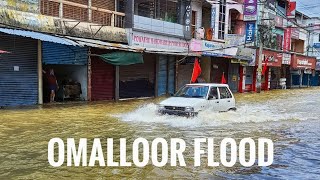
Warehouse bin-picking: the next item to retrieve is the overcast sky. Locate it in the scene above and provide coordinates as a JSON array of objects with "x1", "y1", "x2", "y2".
[{"x1": 296, "y1": 0, "x2": 320, "y2": 17}]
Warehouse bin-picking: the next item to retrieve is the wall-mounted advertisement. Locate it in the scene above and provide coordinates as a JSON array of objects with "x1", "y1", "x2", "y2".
[
  {"x1": 283, "y1": 28, "x2": 292, "y2": 52},
  {"x1": 245, "y1": 22, "x2": 256, "y2": 44},
  {"x1": 287, "y1": 0, "x2": 297, "y2": 19},
  {"x1": 244, "y1": 0, "x2": 258, "y2": 21}
]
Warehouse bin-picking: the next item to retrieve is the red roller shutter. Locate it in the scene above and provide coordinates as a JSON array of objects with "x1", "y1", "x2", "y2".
[{"x1": 91, "y1": 56, "x2": 115, "y2": 101}]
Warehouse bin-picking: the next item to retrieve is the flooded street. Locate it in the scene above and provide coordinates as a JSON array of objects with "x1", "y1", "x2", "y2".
[{"x1": 0, "y1": 88, "x2": 320, "y2": 179}]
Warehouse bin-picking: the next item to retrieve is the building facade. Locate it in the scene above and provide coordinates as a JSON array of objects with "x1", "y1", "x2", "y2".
[{"x1": 0, "y1": 0, "x2": 319, "y2": 107}]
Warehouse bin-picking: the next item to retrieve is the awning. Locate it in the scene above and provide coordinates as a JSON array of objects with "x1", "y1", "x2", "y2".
[
  {"x1": 143, "y1": 48, "x2": 201, "y2": 57},
  {"x1": 0, "y1": 27, "x2": 79, "y2": 46},
  {"x1": 99, "y1": 51, "x2": 144, "y2": 65},
  {"x1": 63, "y1": 36, "x2": 144, "y2": 52}
]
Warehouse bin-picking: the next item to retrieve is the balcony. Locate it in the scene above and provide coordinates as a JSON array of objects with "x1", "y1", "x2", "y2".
[{"x1": 40, "y1": 0, "x2": 125, "y2": 28}]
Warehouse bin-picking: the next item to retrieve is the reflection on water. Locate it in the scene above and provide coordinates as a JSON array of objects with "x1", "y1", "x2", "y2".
[{"x1": 0, "y1": 88, "x2": 320, "y2": 179}]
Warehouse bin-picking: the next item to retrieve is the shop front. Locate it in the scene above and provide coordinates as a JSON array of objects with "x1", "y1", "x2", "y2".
[
  {"x1": 42, "y1": 42, "x2": 88, "y2": 103},
  {"x1": 281, "y1": 53, "x2": 292, "y2": 89},
  {"x1": 235, "y1": 47, "x2": 256, "y2": 93},
  {"x1": 254, "y1": 50, "x2": 282, "y2": 91},
  {"x1": 90, "y1": 48, "x2": 115, "y2": 101},
  {"x1": 157, "y1": 55, "x2": 176, "y2": 96},
  {"x1": 290, "y1": 54, "x2": 316, "y2": 87},
  {"x1": 119, "y1": 53, "x2": 155, "y2": 99},
  {"x1": 0, "y1": 33, "x2": 38, "y2": 106},
  {"x1": 129, "y1": 31, "x2": 191, "y2": 96}
]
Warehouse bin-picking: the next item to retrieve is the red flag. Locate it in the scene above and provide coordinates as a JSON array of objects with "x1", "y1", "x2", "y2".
[
  {"x1": 191, "y1": 58, "x2": 202, "y2": 83},
  {"x1": 262, "y1": 57, "x2": 268, "y2": 75},
  {"x1": 221, "y1": 72, "x2": 227, "y2": 84}
]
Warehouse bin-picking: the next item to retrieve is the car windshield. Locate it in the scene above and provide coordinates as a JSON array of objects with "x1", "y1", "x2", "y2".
[{"x1": 174, "y1": 85, "x2": 209, "y2": 99}]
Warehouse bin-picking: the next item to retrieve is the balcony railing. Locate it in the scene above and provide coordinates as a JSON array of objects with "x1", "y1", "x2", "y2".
[{"x1": 40, "y1": 0, "x2": 125, "y2": 28}]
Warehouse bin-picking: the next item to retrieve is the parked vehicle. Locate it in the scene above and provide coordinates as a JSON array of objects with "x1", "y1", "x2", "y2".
[{"x1": 157, "y1": 83, "x2": 236, "y2": 117}]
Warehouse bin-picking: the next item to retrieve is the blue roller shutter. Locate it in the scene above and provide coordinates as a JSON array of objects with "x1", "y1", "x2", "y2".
[
  {"x1": 42, "y1": 42, "x2": 88, "y2": 65},
  {"x1": 0, "y1": 33, "x2": 38, "y2": 107},
  {"x1": 157, "y1": 55, "x2": 168, "y2": 96},
  {"x1": 168, "y1": 56, "x2": 176, "y2": 95}
]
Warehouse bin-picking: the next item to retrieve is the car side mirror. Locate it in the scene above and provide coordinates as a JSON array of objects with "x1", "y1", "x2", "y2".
[{"x1": 208, "y1": 95, "x2": 216, "y2": 100}]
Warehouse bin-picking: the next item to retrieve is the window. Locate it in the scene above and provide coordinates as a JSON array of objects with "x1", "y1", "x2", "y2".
[
  {"x1": 209, "y1": 87, "x2": 219, "y2": 99},
  {"x1": 135, "y1": 0, "x2": 178, "y2": 23},
  {"x1": 174, "y1": 85, "x2": 209, "y2": 99},
  {"x1": 191, "y1": 11, "x2": 197, "y2": 38},
  {"x1": 218, "y1": 0, "x2": 226, "y2": 39},
  {"x1": 218, "y1": 87, "x2": 232, "y2": 99}
]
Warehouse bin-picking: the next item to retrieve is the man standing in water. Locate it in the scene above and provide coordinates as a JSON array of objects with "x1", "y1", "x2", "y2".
[{"x1": 43, "y1": 69, "x2": 59, "y2": 103}]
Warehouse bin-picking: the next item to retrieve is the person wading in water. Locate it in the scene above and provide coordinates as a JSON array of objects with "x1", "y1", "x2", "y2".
[{"x1": 43, "y1": 69, "x2": 59, "y2": 103}]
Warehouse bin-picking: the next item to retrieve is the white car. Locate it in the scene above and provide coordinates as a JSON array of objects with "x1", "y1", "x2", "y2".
[{"x1": 157, "y1": 83, "x2": 236, "y2": 117}]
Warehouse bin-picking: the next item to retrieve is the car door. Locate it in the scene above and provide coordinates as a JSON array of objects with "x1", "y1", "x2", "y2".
[
  {"x1": 218, "y1": 86, "x2": 235, "y2": 111},
  {"x1": 207, "y1": 86, "x2": 221, "y2": 112}
]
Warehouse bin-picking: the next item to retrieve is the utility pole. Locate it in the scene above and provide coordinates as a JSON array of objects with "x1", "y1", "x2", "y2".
[{"x1": 256, "y1": 0, "x2": 266, "y2": 93}]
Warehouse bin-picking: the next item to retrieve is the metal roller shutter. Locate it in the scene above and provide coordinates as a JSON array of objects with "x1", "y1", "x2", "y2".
[
  {"x1": 177, "y1": 63, "x2": 193, "y2": 90},
  {"x1": 91, "y1": 56, "x2": 115, "y2": 101},
  {"x1": 168, "y1": 56, "x2": 176, "y2": 95},
  {"x1": 120, "y1": 53, "x2": 155, "y2": 98},
  {"x1": 42, "y1": 42, "x2": 88, "y2": 65},
  {"x1": 157, "y1": 55, "x2": 168, "y2": 96},
  {"x1": 0, "y1": 33, "x2": 38, "y2": 106}
]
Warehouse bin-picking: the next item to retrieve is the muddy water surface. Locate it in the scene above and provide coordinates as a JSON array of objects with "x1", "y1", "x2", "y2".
[{"x1": 0, "y1": 88, "x2": 319, "y2": 179}]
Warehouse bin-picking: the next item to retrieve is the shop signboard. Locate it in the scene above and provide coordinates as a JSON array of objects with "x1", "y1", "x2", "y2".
[
  {"x1": 244, "y1": 0, "x2": 258, "y2": 21},
  {"x1": 130, "y1": 31, "x2": 189, "y2": 52},
  {"x1": 225, "y1": 34, "x2": 245, "y2": 47},
  {"x1": 282, "y1": 53, "x2": 291, "y2": 65},
  {"x1": 256, "y1": 50, "x2": 282, "y2": 67},
  {"x1": 202, "y1": 40, "x2": 224, "y2": 56},
  {"x1": 245, "y1": 22, "x2": 255, "y2": 44},
  {"x1": 283, "y1": 28, "x2": 291, "y2": 52},
  {"x1": 237, "y1": 47, "x2": 256, "y2": 66},
  {"x1": 287, "y1": 0, "x2": 297, "y2": 19},
  {"x1": 291, "y1": 28, "x2": 300, "y2": 39},
  {"x1": 291, "y1": 55, "x2": 316, "y2": 70},
  {"x1": 274, "y1": 16, "x2": 283, "y2": 28},
  {"x1": 211, "y1": 7, "x2": 216, "y2": 29},
  {"x1": 189, "y1": 39, "x2": 202, "y2": 52}
]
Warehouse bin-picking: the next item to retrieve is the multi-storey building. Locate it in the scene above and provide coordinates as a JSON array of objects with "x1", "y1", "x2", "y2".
[{"x1": 0, "y1": 0, "x2": 319, "y2": 107}]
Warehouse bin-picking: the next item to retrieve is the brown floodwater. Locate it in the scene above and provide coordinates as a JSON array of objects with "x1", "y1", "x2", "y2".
[{"x1": 0, "y1": 88, "x2": 320, "y2": 179}]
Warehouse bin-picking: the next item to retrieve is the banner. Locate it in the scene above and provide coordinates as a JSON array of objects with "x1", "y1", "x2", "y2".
[
  {"x1": 245, "y1": 22, "x2": 255, "y2": 44},
  {"x1": 244, "y1": 0, "x2": 258, "y2": 21},
  {"x1": 287, "y1": 0, "x2": 296, "y2": 19},
  {"x1": 291, "y1": 27, "x2": 300, "y2": 39},
  {"x1": 282, "y1": 53, "x2": 291, "y2": 65},
  {"x1": 283, "y1": 28, "x2": 291, "y2": 52}
]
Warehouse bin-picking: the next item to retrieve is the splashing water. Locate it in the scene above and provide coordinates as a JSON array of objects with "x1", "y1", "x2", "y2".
[{"x1": 117, "y1": 90, "x2": 317, "y2": 127}]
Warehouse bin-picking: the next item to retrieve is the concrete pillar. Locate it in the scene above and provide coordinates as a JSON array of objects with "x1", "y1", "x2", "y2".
[
  {"x1": 59, "y1": 0, "x2": 63, "y2": 18},
  {"x1": 88, "y1": 0, "x2": 92, "y2": 22},
  {"x1": 87, "y1": 48, "x2": 92, "y2": 101},
  {"x1": 115, "y1": 66, "x2": 120, "y2": 101},
  {"x1": 37, "y1": 40, "x2": 43, "y2": 104},
  {"x1": 200, "y1": 56, "x2": 211, "y2": 83}
]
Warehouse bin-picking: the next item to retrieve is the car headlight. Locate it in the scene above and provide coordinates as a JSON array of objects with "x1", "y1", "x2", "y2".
[
  {"x1": 157, "y1": 105, "x2": 165, "y2": 111},
  {"x1": 185, "y1": 106, "x2": 194, "y2": 112}
]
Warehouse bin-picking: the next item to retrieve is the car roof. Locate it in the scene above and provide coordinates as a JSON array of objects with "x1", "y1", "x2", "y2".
[{"x1": 185, "y1": 83, "x2": 229, "y2": 87}]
